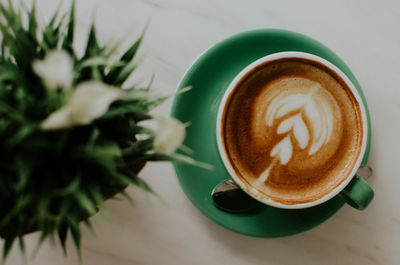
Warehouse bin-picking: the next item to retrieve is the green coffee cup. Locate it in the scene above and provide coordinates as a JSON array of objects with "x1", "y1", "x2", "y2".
[{"x1": 216, "y1": 52, "x2": 374, "y2": 210}]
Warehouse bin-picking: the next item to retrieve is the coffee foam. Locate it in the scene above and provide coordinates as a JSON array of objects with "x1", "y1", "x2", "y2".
[{"x1": 222, "y1": 59, "x2": 363, "y2": 205}]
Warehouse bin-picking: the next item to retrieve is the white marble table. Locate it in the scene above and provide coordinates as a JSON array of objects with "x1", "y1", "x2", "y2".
[{"x1": 5, "y1": 0, "x2": 400, "y2": 264}]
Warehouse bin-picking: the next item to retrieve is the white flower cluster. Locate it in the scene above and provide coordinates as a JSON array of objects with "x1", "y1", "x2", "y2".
[{"x1": 34, "y1": 50, "x2": 185, "y2": 154}]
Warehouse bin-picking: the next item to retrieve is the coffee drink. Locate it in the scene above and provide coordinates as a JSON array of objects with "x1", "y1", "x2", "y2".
[{"x1": 220, "y1": 58, "x2": 364, "y2": 205}]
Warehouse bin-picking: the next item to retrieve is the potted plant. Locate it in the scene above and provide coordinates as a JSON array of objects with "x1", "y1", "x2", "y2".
[{"x1": 0, "y1": 2, "x2": 205, "y2": 262}]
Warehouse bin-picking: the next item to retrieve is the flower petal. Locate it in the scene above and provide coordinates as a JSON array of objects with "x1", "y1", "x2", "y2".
[
  {"x1": 40, "y1": 106, "x2": 73, "y2": 130},
  {"x1": 69, "y1": 81, "x2": 123, "y2": 125},
  {"x1": 40, "y1": 81, "x2": 123, "y2": 130},
  {"x1": 32, "y1": 50, "x2": 74, "y2": 91},
  {"x1": 153, "y1": 116, "x2": 186, "y2": 154}
]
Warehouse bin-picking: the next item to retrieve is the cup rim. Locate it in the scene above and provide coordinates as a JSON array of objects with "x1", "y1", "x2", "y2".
[{"x1": 216, "y1": 51, "x2": 368, "y2": 209}]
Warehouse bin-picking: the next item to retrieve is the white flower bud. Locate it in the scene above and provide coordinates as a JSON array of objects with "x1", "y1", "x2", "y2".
[
  {"x1": 32, "y1": 50, "x2": 74, "y2": 91},
  {"x1": 41, "y1": 81, "x2": 123, "y2": 130},
  {"x1": 153, "y1": 116, "x2": 186, "y2": 154},
  {"x1": 40, "y1": 106, "x2": 73, "y2": 130}
]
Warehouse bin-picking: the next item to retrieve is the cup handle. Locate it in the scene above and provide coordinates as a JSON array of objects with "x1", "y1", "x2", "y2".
[{"x1": 339, "y1": 175, "x2": 374, "y2": 210}]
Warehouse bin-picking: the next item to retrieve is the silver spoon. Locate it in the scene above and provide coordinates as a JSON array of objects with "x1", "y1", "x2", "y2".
[{"x1": 211, "y1": 166, "x2": 373, "y2": 213}]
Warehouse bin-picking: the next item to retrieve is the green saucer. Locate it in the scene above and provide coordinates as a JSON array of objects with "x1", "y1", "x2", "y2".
[{"x1": 170, "y1": 29, "x2": 371, "y2": 237}]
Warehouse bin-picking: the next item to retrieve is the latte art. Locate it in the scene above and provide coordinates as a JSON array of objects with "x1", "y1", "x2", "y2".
[
  {"x1": 222, "y1": 58, "x2": 363, "y2": 205},
  {"x1": 266, "y1": 84, "x2": 336, "y2": 155},
  {"x1": 255, "y1": 81, "x2": 341, "y2": 185}
]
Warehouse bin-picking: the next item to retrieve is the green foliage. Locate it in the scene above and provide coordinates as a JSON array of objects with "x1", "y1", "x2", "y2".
[{"x1": 0, "y1": 1, "x2": 187, "y2": 262}]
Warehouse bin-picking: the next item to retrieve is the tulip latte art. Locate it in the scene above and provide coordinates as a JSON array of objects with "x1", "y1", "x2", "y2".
[{"x1": 222, "y1": 58, "x2": 363, "y2": 204}]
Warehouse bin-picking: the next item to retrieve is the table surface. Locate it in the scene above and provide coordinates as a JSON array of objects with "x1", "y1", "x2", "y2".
[{"x1": 4, "y1": 0, "x2": 400, "y2": 264}]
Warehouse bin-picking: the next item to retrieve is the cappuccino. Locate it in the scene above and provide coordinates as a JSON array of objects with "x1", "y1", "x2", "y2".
[{"x1": 221, "y1": 58, "x2": 364, "y2": 205}]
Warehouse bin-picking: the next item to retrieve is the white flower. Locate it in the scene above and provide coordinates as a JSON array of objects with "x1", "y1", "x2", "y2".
[
  {"x1": 32, "y1": 50, "x2": 74, "y2": 91},
  {"x1": 153, "y1": 116, "x2": 186, "y2": 154},
  {"x1": 41, "y1": 81, "x2": 123, "y2": 130}
]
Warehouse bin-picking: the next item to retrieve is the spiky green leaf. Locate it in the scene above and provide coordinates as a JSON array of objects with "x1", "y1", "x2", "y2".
[
  {"x1": 69, "y1": 222, "x2": 81, "y2": 262},
  {"x1": 62, "y1": 1, "x2": 75, "y2": 53},
  {"x1": 105, "y1": 32, "x2": 144, "y2": 84},
  {"x1": 2, "y1": 237, "x2": 15, "y2": 262},
  {"x1": 57, "y1": 223, "x2": 68, "y2": 256},
  {"x1": 28, "y1": 2, "x2": 37, "y2": 41}
]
